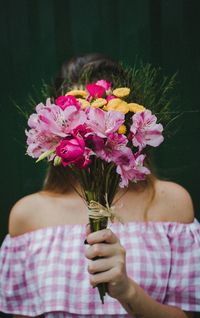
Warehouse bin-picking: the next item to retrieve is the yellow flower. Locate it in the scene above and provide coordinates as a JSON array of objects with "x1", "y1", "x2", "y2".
[
  {"x1": 128, "y1": 103, "x2": 146, "y2": 113},
  {"x1": 118, "y1": 124, "x2": 127, "y2": 134},
  {"x1": 112, "y1": 87, "x2": 130, "y2": 98},
  {"x1": 65, "y1": 90, "x2": 87, "y2": 98},
  {"x1": 107, "y1": 98, "x2": 129, "y2": 114},
  {"x1": 91, "y1": 98, "x2": 107, "y2": 108},
  {"x1": 77, "y1": 98, "x2": 90, "y2": 109}
]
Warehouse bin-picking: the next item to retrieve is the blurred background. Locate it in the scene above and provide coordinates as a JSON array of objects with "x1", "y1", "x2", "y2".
[{"x1": 0, "y1": 0, "x2": 200, "y2": 316}]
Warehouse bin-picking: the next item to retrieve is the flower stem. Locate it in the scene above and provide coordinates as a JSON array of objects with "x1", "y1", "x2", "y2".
[{"x1": 89, "y1": 217, "x2": 108, "y2": 304}]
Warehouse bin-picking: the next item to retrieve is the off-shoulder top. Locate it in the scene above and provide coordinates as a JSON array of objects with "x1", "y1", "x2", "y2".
[{"x1": 0, "y1": 219, "x2": 200, "y2": 317}]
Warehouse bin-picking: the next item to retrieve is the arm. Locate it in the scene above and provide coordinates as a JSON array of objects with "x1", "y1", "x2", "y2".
[
  {"x1": 85, "y1": 228, "x2": 194, "y2": 318},
  {"x1": 119, "y1": 280, "x2": 194, "y2": 318}
]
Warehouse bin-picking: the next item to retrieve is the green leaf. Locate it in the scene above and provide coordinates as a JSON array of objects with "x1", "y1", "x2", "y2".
[{"x1": 36, "y1": 150, "x2": 55, "y2": 163}]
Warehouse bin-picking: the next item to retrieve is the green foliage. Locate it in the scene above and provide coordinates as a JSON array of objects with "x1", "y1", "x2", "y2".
[
  {"x1": 113, "y1": 62, "x2": 179, "y2": 133},
  {"x1": 19, "y1": 60, "x2": 179, "y2": 139},
  {"x1": 75, "y1": 60, "x2": 180, "y2": 135}
]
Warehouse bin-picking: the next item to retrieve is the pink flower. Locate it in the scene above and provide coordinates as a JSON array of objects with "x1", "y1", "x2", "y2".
[
  {"x1": 131, "y1": 153, "x2": 150, "y2": 181},
  {"x1": 55, "y1": 95, "x2": 80, "y2": 110},
  {"x1": 87, "y1": 107, "x2": 125, "y2": 138},
  {"x1": 93, "y1": 133, "x2": 128, "y2": 162},
  {"x1": 56, "y1": 136, "x2": 91, "y2": 168},
  {"x1": 115, "y1": 148, "x2": 136, "y2": 187},
  {"x1": 76, "y1": 148, "x2": 92, "y2": 169},
  {"x1": 86, "y1": 83, "x2": 105, "y2": 98},
  {"x1": 106, "y1": 95, "x2": 116, "y2": 103},
  {"x1": 73, "y1": 124, "x2": 92, "y2": 140},
  {"x1": 26, "y1": 98, "x2": 87, "y2": 158},
  {"x1": 130, "y1": 110, "x2": 164, "y2": 151},
  {"x1": 28, "y1": 113, "x2": 39, "y2": 129},
  {"x1": 96, "y1": 80, "x2": 112, "y2": 91},
  {"x1": 25, "y1": 129, "x2": 60, "y2": 158},
  {"x1": 115, "y1": 149, "x2": 150, "y2": 187},
  {"x1": 31, "y1": 100, "x2": 87, "y2": 138}
]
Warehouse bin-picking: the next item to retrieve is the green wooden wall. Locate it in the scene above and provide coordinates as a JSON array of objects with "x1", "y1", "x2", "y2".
[{"x1": 0, "y1": 0, "x2": 200, "y2": 317}]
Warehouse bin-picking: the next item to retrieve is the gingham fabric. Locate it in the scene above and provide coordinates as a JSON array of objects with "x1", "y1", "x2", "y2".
[{"x1": 0, "y1": 219, "x2": 200, "y2": 317}]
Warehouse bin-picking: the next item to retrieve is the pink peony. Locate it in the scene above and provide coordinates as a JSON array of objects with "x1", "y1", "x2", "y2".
[
  {"x1": 95, "y1": 80, "x2": 112, "y2": 91},
  {"x1": 93, "y1": 133, "x2": 128, "y2": 163},
  {"x1": 56, "y1": 136, "x2": 91, "y2": 168},
  {"x1": 55, "y1": 95, "x2": 80, "y2": 110},
  {"x1": 86, "y1": 107, "x2": 125, "y2": 138},
  {"x1": 86, "y1": 83, "x2": 105, "y2": 98},
  {"x1": 130, "y1": 110, "x2": 164, "y2": 151}
]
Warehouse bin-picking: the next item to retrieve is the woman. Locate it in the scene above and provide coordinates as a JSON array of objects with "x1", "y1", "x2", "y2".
[{"x1": 0, "y1": 54, "x2": 199, "y2": 318}]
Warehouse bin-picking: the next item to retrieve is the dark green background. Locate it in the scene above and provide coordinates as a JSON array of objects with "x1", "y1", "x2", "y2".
[{"x1": 0, "y1": 0, "x2": 200, "y2": 316}]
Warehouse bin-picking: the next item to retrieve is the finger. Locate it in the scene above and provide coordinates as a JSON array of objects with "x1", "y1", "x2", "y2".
[
  {"x1": 85, "y1": 242, "x2": 117, "y2": 259},
  {"x1": 87, "y1": 228, "x2": 118, "y2": 245},
  {"x1": 89, "y1": 267, "x2": 119, "y2": 287},
  {"x1": 87, "y1": 257, "x2": 115, "y2": 274},
  {"x1": 86, "y1": 223, "x2": 91, "y2": 235},
  {"x1": 84, "y1": 224, "x2": 91, "y2": 244}
]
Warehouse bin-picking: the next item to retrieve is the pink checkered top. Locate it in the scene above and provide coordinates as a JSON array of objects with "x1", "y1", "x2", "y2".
[{"x1": 0, "y1": 219, "x2": 200, "y2": 317}]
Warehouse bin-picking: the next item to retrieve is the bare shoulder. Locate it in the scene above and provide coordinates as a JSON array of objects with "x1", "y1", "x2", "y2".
[
  {"x1": 8, "y1": 190, "x2": 87, "y2": 237},
  {"x1": 152, "y1": 179, "x2": 195, "y2": 223},
  {"x1": 8, "y1": 192, "x2": 48, "y2": 237}
]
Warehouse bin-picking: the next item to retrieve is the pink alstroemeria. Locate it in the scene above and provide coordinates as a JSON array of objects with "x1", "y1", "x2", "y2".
[
  {"x1": 96, "y1": 80, "x2": 112, "y2": 91},
  {"x1": 115, "y1": 149, "x2": 150, "y2": 187},
  {"x1": 86, "y1": 83, "x2": 105, "y2": 98},
  {"x1": 73, "y1": 124, "x2": 93, "y2": 141},
  {"x1": 25, "y1": 129, "x2": 60, "y2": 158},
  {"x1": 131, "y1": 153, "x2": 150, "y2": 181},
  {"x1": 76, "y1": 148, "x2": 92, "y2": 169},
  {"x1": 28, "y1": 99, "x2": 87, "y2": 138},
  {"x1": 55, "y1": 95, "x2": 80, "y2": 110},
  {"x1": 115, "y1": 148, "x2": 136, "y2": 187},
  {"x1": 87, "y1": 107, "x2": 125, "y2": 138},
  {"x1": 26, "y1": 98, "x2": 87, "y2": 158},
  {"x1": 130, "y1": 110, "x2": 164, "y2": 151},
  {"x1": 93, "y1": 133, "x2": 128, "y2": 163},
  {"x1": 27, "y1": 99, "x2": 52, "y2": 129}
]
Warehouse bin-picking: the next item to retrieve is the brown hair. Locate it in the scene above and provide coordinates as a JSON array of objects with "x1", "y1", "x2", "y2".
[
  {"x1": 43, "y1": 53, "x2": 156, "y2": 218},
  {"x1": 54, "y1": 53, "x2": 126, "y2": 94}
]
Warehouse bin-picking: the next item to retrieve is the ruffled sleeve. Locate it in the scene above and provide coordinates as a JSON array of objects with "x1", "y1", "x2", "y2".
[
  {"x1": 163, "y1": 219, "x2": 200, "y2": 312},
  {"x1": 0, "y1": 233, "x2": 32, "y2": 315}
]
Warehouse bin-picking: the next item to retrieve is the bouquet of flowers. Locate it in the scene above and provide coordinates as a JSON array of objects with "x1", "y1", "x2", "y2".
[{"x1": 25, "y1": 79, "x2": 164, "y2": 303}]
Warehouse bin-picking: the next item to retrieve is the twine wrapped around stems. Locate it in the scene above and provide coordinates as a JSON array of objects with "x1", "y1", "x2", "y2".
[{"x1": 87, "y1": 200, "x2": 124, "y2": 224}]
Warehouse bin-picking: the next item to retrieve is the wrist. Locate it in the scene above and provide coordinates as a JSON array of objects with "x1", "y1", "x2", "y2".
[{"x1": 116, "y1": 277, "x2": 137, "y2": 303}]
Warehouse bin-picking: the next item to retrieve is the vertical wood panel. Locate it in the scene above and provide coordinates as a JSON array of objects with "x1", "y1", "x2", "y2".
[{"x1": 0, "y1": 0, "x2": 200, "y2": 246}]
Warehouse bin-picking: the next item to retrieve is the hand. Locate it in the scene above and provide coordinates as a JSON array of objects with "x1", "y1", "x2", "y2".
[{"x1": 85, "y1": 225, "x2": 134, "y2": 301}]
